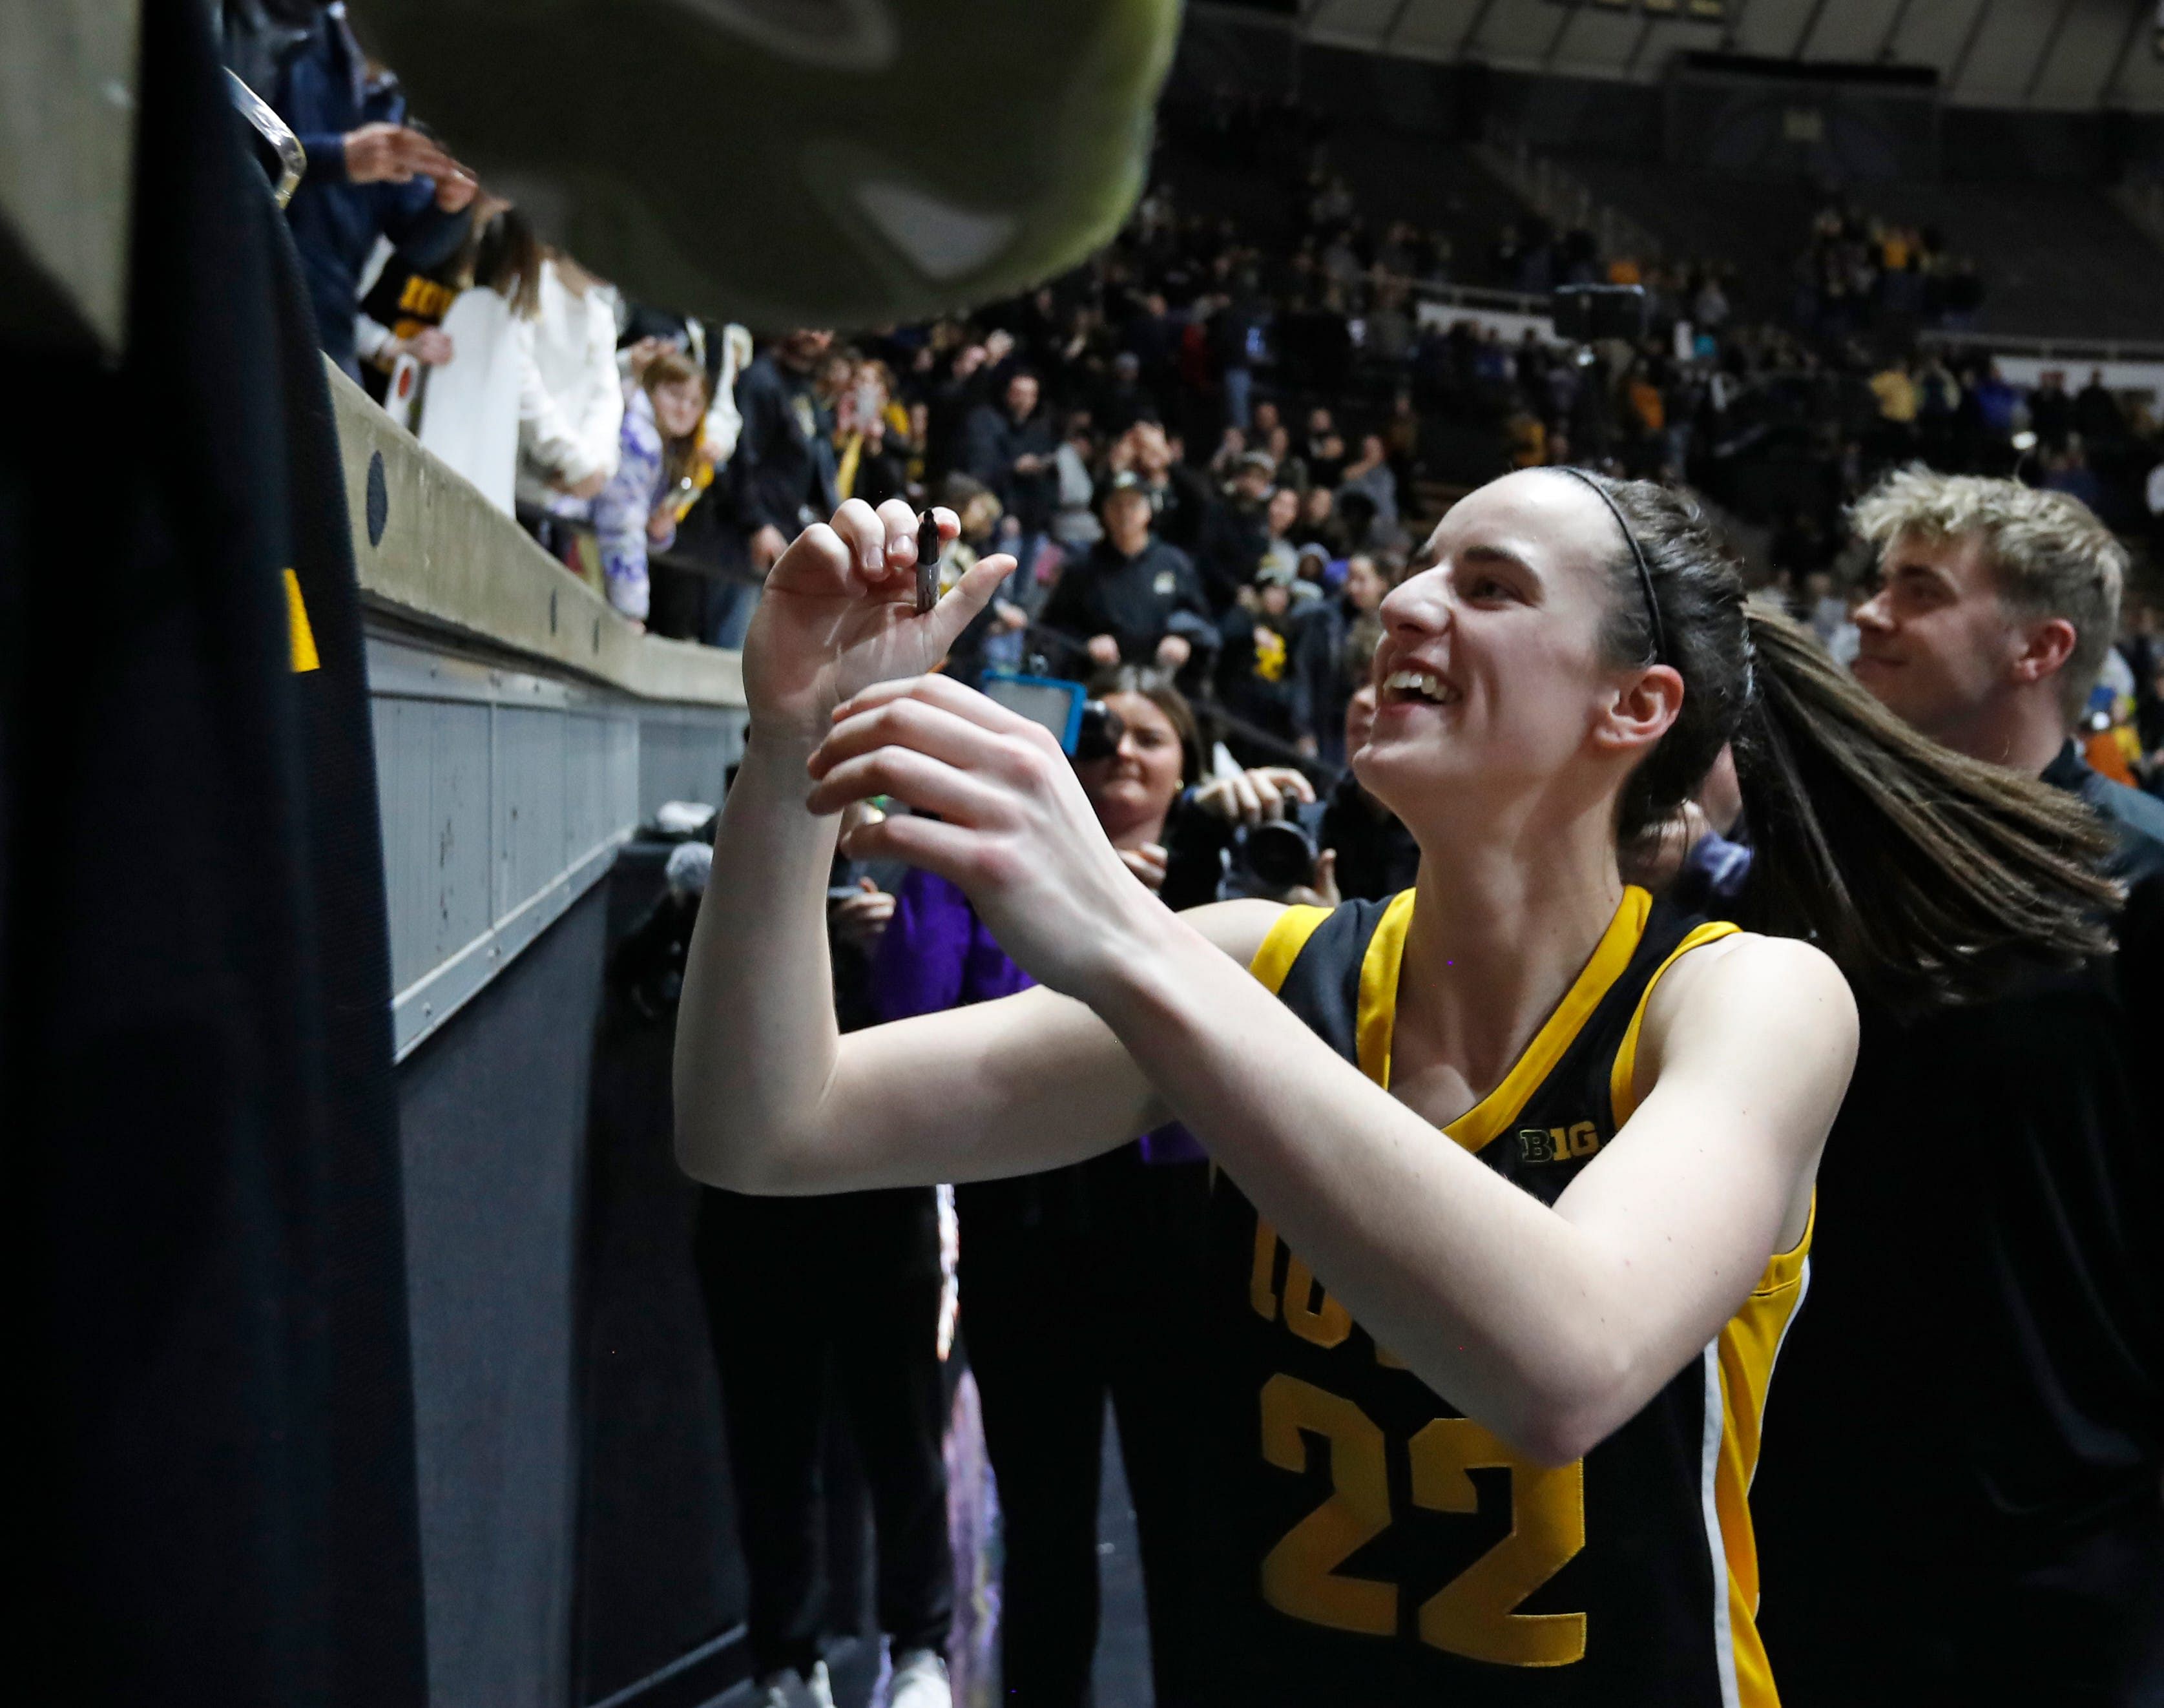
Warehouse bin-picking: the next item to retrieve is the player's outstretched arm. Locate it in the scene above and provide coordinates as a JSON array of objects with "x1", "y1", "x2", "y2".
[{"x1": 672, "y1": 498, "x2": 1282, "y2": 1193}]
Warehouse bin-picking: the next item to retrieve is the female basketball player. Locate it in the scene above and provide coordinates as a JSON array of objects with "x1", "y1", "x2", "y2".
[{"x1": 676, "y1": 474, "x2": 2114, "y2": 1705}]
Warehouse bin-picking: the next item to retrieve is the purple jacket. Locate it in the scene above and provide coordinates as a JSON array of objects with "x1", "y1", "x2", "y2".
[
  {"x1": 871, "y1": 868, "x2": 1204, "y2": 1163},
  {"x1": 872, "y1": 868, "x2": 1035, "y2": 1019}
]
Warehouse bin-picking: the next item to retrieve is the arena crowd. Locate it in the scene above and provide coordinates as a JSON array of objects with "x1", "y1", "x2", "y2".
[
  {"x1": 224, "y1": 10, "x2": 2164, "y2": 1707},
  {"x1": 240, "y1": 19, "x2": 2164, "y2": 797}
]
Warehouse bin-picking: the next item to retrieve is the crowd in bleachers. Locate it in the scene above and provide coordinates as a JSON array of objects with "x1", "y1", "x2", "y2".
[
  {"x1": 226, "y1": 6, "x2": 2164, "y2": 802},
  {"x1": 207, "y1": 15, "x2": 2164, "y2": 1705},
  {"x1": 1790, "y1": 203, "x2": 1985, "y2": 338}
]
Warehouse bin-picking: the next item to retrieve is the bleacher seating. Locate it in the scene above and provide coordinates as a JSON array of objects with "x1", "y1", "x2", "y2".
[
  {"x1": 1329, "y1": 129, "x2": 1543, "y2": 279},
  {"x1": 1866, "y1": 180, "x2": 2164, "y2": 343},
  {"x1": 1566, "y1": 154, "x2": 2164, "y2": 343}
]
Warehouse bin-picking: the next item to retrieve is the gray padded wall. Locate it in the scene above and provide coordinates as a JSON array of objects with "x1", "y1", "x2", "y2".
[{"x1": 396, "y1": 882, "x2": 610, "y2": 1708}]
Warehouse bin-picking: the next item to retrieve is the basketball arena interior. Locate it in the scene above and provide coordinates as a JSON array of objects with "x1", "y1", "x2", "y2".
[{"x1": 9, "y1": 3, "x2": 2164, "y2": 1706}]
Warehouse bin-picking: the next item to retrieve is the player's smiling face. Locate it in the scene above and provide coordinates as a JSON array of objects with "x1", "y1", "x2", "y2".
[{"x1": 1353, "y1": 470, "x2": 1675, "y2": 837}]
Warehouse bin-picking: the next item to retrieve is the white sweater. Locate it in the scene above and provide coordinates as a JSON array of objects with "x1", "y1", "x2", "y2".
[{"x1": 516, "y1": 260, "x2": 623, "y2": 510}]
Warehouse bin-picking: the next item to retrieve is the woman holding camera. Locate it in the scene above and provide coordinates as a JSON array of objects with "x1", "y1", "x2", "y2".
[{"x1": 678, "y1": 484, "x2": 2112, "y2": 1705}]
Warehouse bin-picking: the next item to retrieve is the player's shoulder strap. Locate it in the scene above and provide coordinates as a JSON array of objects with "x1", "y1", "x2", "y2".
[
  {"x1": 1248, "y1": 902, "x2": 1334, "y2": 994},
  {"x1": 1247, "y1": 893, "x2": 1412, "y2": 995},
  {"x1": 1607, "y1": 916, "x2": 1743, "y2": 1127},
  {"x1": 1248, "y1": 893, "x2": 1411, "y2": 1076}
]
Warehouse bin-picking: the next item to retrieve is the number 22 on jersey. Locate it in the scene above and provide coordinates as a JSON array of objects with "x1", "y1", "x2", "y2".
[{"x1": 1253, "y1": 1223, "x2": 1588, "y2": 1667}]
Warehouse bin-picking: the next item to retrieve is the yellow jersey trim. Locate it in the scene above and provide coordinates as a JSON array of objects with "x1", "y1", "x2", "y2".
[
  {"x1": 1605, "y1": 919, "x2": 1742, "y2": 1127},
  {"x1": 1249, "y1": 904, "x2": 1333, "y2": 995},
  {"x1": 1249, "y1": 884, "x2": 1809, "y2": 1706},
  {"x1": 1407, "y1": 886, "x2": 1656, "y2": 1153},
  {"x1": 1355, "y1": 890, "x2": 1417, "y2": 1087},
  {"x1": 1714, "y1": 1192, "x2": 1814, "y2": 1708},
  {"x1": 1592, "y1": 920, "x2": 1806, "y2": 1708}
]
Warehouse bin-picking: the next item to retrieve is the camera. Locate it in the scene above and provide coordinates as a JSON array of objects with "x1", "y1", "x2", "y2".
[
  {"x1": 1073, "y1": 700, "x2": 1126, "y2": 764},
  {"x1": 1237, "y1": 818, "x2": 1318, "y2": 894}
]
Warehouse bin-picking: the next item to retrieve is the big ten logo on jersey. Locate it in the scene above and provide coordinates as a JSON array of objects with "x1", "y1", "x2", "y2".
[
  {"x1": 1518, "y1": 1120, "x2": 1599, "y2": 1164},
  {"x1": 1245, "y1": 1218, "x2": 1589, "y2": 1665}
]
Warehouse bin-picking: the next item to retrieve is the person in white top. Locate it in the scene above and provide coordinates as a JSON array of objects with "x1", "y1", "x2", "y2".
[{"x1": 517, "y1": 253, "x2": 625, "y2": 517}]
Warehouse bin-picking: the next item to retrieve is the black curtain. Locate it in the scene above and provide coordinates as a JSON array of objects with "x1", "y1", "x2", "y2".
[{"x1": 4, "y1": 3, "x2": 426, "y2": 1702}]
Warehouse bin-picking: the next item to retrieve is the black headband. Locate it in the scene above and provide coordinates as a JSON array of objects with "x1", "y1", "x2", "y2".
[{"x1": 1554, "y1": 466, "x2": 1669, "y2": 668}]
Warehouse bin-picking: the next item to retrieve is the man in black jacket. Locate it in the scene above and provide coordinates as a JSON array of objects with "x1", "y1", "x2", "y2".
[
  {"x1": 1042, "y1": 483, "x2": 1214, "y2": 675},
  {"x1": 733, "y1": 330, "x2": 840, "y2": 572},
  {"x1": 1193, "y1": 453, "x2": 1276, "y2": 615},
  {"x1": 961, "y1": 370, "x2": 1057, "y2": 565},
  {"x1": 722, "y1": 329, "x2": 838, "y2": 646},
  {"x1": 1753, "y1": 470, "x2": 2164, "y2": 1708},
  {"x1": 2074, "y1": 368, "x2": 2126, "y2": 450},
  {"x1": 223, "y1": 0, "x2": 477, "y2": 379}
]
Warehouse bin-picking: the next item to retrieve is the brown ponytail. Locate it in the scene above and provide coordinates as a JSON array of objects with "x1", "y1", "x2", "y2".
[
  {"x1": 1731, "y1": 606, "x2": 2116, "y2": 1010},
  {"x1": 1572, "y1": 471, "x2": 2119, "y2": 1014}
]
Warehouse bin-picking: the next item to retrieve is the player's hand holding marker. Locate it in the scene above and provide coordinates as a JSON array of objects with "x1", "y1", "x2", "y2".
[{"x1": 742, "y1": 499, "x2": 1012, "y2": 749}]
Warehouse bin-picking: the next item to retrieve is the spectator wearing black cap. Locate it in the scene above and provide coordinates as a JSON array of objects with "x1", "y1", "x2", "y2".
[{"x1": 1042, "y1": 482, "x2": 1214, "y2": 676}]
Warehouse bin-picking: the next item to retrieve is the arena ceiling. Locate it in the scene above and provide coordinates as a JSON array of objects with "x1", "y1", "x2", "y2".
[{"x1": 1231, "y1": 0, "x2": 2164, "y2": 111}]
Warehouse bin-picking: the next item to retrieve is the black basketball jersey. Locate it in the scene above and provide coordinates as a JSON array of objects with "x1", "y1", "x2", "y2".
[
  {"x1": 359, "y1": 257, "x2": 459, "y2": 346},
  {"x1": 1195, "y1": 886, "x2": 1807, "y2": 1706}
]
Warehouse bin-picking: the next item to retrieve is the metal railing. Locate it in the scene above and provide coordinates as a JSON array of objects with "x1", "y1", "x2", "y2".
[
  {"x1": 1409, "y1": 279, "x2": 1551, "y2": 318},
  {"x1": 1917, "y1": 328, "x2": 2164, "y2": 364}
]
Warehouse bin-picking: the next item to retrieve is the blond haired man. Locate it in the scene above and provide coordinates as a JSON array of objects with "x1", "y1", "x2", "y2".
[
  {"x1": 1847, "y1": 470, "x2": 2131, "y2": 771},
  {"x1": 1754, "y1": 468, "x2": 2164, "y2": 1707}
]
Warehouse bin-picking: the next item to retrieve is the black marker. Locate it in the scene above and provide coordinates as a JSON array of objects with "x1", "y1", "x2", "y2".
[{"x1": 915, "y1": 511, "x2": 941, "y2": 615}]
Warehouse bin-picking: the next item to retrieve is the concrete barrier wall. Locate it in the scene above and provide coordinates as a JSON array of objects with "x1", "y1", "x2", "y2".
[
  {"x1": 332, "y1": 364, "x2": 747, "y2": 1707},
  {"x1": 332, "y1": 366, "x2": 745, "y2": 1057}
]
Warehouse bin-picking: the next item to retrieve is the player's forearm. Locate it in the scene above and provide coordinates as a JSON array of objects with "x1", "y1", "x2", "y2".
[
  {"x1": 1083, "y1": 923, "x2": 1659, "y2": 1464},
  {"x1": 672, "y1": 729, "x2": 844, "y2": 1189}
]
